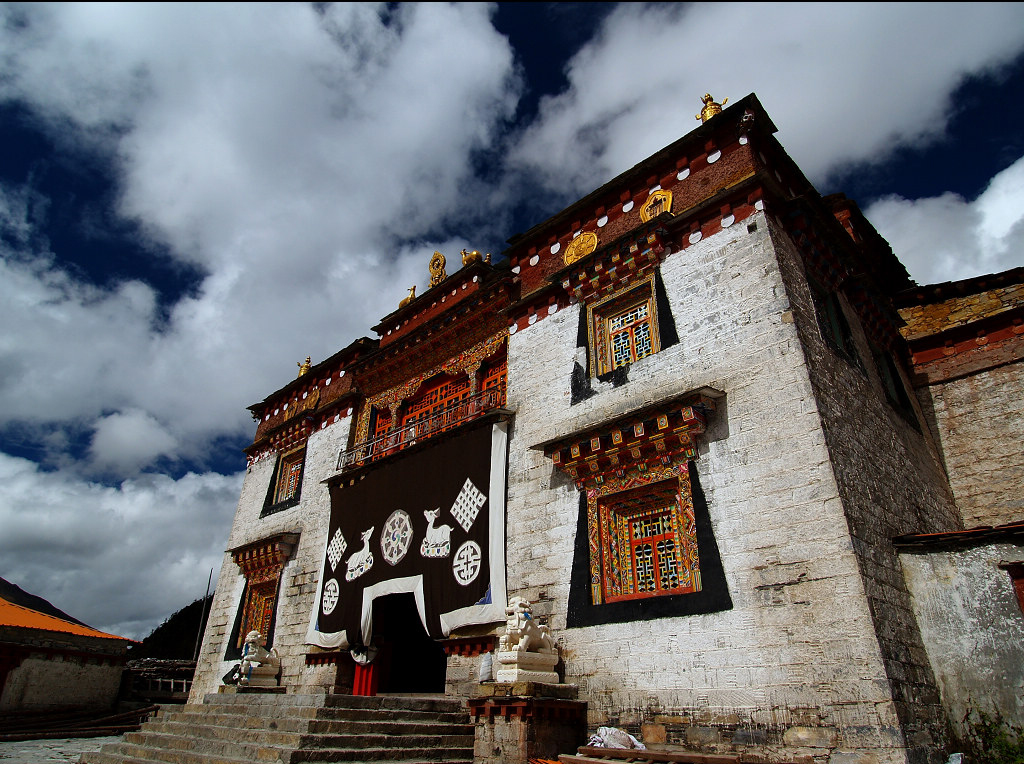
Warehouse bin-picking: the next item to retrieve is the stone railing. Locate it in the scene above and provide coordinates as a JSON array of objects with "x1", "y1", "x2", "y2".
[{"x1": 337, "y1": 386, "x2": 506, "y2": 471}]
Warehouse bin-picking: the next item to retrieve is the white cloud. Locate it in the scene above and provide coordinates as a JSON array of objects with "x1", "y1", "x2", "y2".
[
  {"x1": 0, "y1": 452, "x2": 241, "y2": 638},
  {"x1": 89, "y1": 408, "x2": 179, "y2": 474},
  {"x1": 866, "y1": 155, "x2": 1024, "y2": 284},
  {"x1": 508, "y1": 3, "x2": 1024, "y2": 195}
]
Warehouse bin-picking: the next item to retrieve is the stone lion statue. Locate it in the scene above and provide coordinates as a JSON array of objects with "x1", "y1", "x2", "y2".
[
  {"x1": 498, "y1": 596, "x2": 555, "y2": 655},
  {"x1": 238, "y1": 630, "x2": 280, "y2": 687}
]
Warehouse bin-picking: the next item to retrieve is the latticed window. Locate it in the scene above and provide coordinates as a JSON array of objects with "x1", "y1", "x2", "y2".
[
  {"x1": 609, "y1": 301, "x2": 654, "y2": 368},
  {"x1": 401, "y1": 374, "x2": 471, "y2": 435},
  {"x1": 596, "y1": 477, "x2": 700, "y2": 604},
  {"x1": 481, "y1": 357, "x2": 507, "y2": 392},
  {"x1": 588, "y1": 277, "x2": 661, "y2": 377},
  {"x1": 272, "y1": 448, "x2": 304, "y2": 505}
]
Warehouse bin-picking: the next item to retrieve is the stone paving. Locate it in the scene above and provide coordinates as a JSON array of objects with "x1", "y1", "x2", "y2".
[{"x1": 0, "y1": 736, "x2": 120, "y2": 764}]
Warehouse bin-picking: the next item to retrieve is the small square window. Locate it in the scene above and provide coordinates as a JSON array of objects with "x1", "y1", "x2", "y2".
[{"x1": 588, "y1": 278, "x2": 661, "y2": 377}]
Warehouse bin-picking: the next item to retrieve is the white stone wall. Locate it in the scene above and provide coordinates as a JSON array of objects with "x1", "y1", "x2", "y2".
[
  {"x1": 0, "y1": 653, "x2": 122, "y2": 711},
  {"x1": 899, "y1": 542, "x2": 1024, "y2": 735},
  {"x1": 190, "y1": 415, "x2": 351, "y2": 699},
  {"x1": 505, "y1": 213, "x2": 909, "y2": 762},
  {"x1": 918, "y1": 361, "x2": 1024, "y2": 528}
]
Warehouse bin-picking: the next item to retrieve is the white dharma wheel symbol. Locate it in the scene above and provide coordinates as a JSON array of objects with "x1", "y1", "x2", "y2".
[
  {"x1": 453, "y1": 541, "x2": 482, "y2": 586},
  {"x1": 321, "y1": 578, "x2": 340, "y2": 615},
  {"x1": 381, "y1": 510, "x2": 413, "y2": 565}
]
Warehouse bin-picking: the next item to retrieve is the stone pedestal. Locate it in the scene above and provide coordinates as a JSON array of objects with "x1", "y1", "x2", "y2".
[
  {"x1": 468, "y1": 682, "x2": 586, "y2": 764},
  {"x1": 494, "y1": 649, "x2": 559, "y2": 684}
]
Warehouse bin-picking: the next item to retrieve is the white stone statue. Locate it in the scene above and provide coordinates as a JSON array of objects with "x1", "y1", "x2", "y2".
[
  {"x1": 238, "y1": 630, "x2": 281, "y2": 687},
  {"x1": 495, "y1": 596, "x2": 559, "y2": 684}
]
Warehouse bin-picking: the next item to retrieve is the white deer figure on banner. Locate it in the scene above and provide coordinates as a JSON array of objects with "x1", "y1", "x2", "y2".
[
  {"x1": 420, "y1": 508, "x2": 453, "y2": 558},
  {"x1": 345, "y1": 526, "x2": 375, "y2": 581}
]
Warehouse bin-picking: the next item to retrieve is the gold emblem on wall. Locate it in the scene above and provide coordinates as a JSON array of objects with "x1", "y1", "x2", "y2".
[
  {"x1": 429, "y1": 251, "x2": 447, "y2": 287},
  {"x1": 563, "y1": 231, "x2": 598, "y2": 265},
  {"x1": 640, "y1": 190, "x2": 673, "y2": 222}
]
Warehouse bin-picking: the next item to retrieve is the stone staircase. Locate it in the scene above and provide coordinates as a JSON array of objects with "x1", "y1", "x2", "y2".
[{"x1": 78, "y1": 692, "x2": 475, "y2": 764}]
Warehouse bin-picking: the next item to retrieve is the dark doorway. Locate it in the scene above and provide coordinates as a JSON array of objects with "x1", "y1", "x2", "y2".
[{"x1": 371, "y1": 593, "x2": 446, "y2": 693}]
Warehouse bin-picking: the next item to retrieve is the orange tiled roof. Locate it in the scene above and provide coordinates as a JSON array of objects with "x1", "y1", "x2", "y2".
[{"x1": 0, "y1": 595, "x2": 132, "y2": 642}]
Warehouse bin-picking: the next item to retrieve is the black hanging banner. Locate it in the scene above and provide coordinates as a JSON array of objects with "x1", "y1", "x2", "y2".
[{"x1": 307, "y1": 421, "x2": 507, "y2": 649}]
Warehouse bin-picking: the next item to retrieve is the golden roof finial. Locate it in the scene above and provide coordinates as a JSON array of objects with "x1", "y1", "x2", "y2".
[
  {"x1": 399, "y1": 285, "x2": 416, "y2": 309},
  {"x1": 696, "y1": 93, "x2": 728, "y2": 123},
  {"x1": 429, "y1": 251, "x2": 447, "y2": 287},
  {"x1": 461, "y1": 248, "x2": 482, "y2": 266},
  {"x1": 297, "y1": 356, "x2": 311, "y2": 377}
]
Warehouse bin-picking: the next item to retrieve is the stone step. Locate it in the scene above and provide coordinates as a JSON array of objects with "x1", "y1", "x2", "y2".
[
  {"x1": 156, "y1": 710, "x2": 310, "y2": 733},
  {"x1": 140, "y1": 720, "x2": 305, "y2": 747},
  {"x1": 312, "y1": 707, "x2": 470, "y2": 724},
  {"x1": 117, "y1": 732, "x2": 292, "y2": 763},
  {"x1": 80, "y1": 744, "x2": 257, "y2": 764}
]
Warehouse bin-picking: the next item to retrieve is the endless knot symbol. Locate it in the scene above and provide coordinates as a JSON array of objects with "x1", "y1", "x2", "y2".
[
  {"x1": 453, "y1": 541, "x2": 482, "y2": 586},
  {"x1": 450, "y1": 478, "x2": 487, "y2": 532},
  {"x1": 327, "y1": 529, "x2": 347, "y2": 571},
  {"x1": 381, "y1": 510, "x2": 413, "y2": 566},
  {"x1": 321, "y1": 579, "x2": 339, "y2": 615}
]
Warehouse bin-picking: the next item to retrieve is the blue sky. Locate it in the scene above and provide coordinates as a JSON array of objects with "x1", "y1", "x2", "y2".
[{"x1": 1, "y1": 3, "x2": 1023, "y2": 639}]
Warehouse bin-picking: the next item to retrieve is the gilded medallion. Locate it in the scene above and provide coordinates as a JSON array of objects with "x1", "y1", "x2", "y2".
[
  {"x1": 563, "y1": 231, "x2": 598, "y2": 265},
  {"x1": 640, "y1": 190, "x2": 673, "y2": 222}
]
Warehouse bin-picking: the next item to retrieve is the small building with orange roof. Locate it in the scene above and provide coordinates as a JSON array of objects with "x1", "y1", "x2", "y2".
[{"x1": 0, "y1": 580, "x2": 134, "y2": 713}]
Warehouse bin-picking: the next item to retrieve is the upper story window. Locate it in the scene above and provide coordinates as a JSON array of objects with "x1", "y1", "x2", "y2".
[
  {"x1": 264, "y1": 446, "x2": 305, "y2": 514},
  {"x1": 872, "y1": 345, "x2": 919, "y2": 428},
  {"x1": 589, "y1": 277, "x2": 661, "y2": 377},
  {"x1": 810, "y1": 281, "x2": 860, "y2": 366}
]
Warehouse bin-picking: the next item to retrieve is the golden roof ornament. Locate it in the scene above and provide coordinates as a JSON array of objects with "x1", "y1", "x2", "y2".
[
  {"x1": 428, "y1": 251, "x2": 447, "y2": 287},
  {"x1": 460, "y1": 248, "x2": 491, "y2": 266},
  {"x1": 696, "y1": 93, "x2": 728, "y2": 123},
  {"x1": 399, "y1": 285, "x2": 416, "y2": 309},
  {"x1": 297, "y1": 356, "x2": 311, "y2": 377}
]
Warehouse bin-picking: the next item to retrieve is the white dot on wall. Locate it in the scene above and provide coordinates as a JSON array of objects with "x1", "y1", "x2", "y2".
[
  {"x1": 339, "y1": 370, "x2": 345, "y2": 378},
  {"x1": 722, "y1": 215, "x2": 735, "y2": 228},
  {"x1": 451, "y1": 289, "x2": 457, "y2": 296},
  {"x1": 649, "y1": 185, "x2": 661, "y2": 193},
  {"x1": 274, "y1": 408, "x2": 279, "y2": 415},
  {"x1": 512, "y1": 265, "x2": 521, "y2": 274},
  {"x1": 335, "y1": 414, "x2": 341, "y2": 423},
  {"x1": 597, "y1": 215, "x2": 608, "y2": 227},
  {"x1": 689, "y1": 231, "x2": 703, "y2": 244},
  {"x1": 509, "y1": 323, "x2": 517, "y2": 334},
  {"x1": 461, "y1": 283, "x2": 467, "y2": 290},
  {"x1": 550, "y1": 242, "x2": 560, "y2": 255},
  {"x1": 677, "y1": 168, "x2": 690, "y2": 180},
  {"x1": 708, "y1": 150, "x2": 722, "y2": 163},
  {"x1": 528, "y1": 314, "x2": 537, "y2": 325},
  {"x1": 302, "y1": 392, "x2": 308, "y2": 399},
  {"x1": 529, "y1": 255, "x2": 540, "y2": 266},
  {"x1": 622, "y1": 201, "x2": 634, "y2": 213},
  {"x1": 754, "y1": 200, "x2": 764, "y2": 211},
  {"x1": 573, "y1": 230, "x2": 582, "y2": 239},
  {"x1": 739, "y1": 135, "x2": 748, "y2": 145},
  {"x1": 264, "y1": 414, "x2": 270, "y2": 421},
  {"x1": 548, "y1": 304, "x2": 558, "y2": 315},
  {"x1": 472, "y1": 275, "x2": 478, "y2": 282}
]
